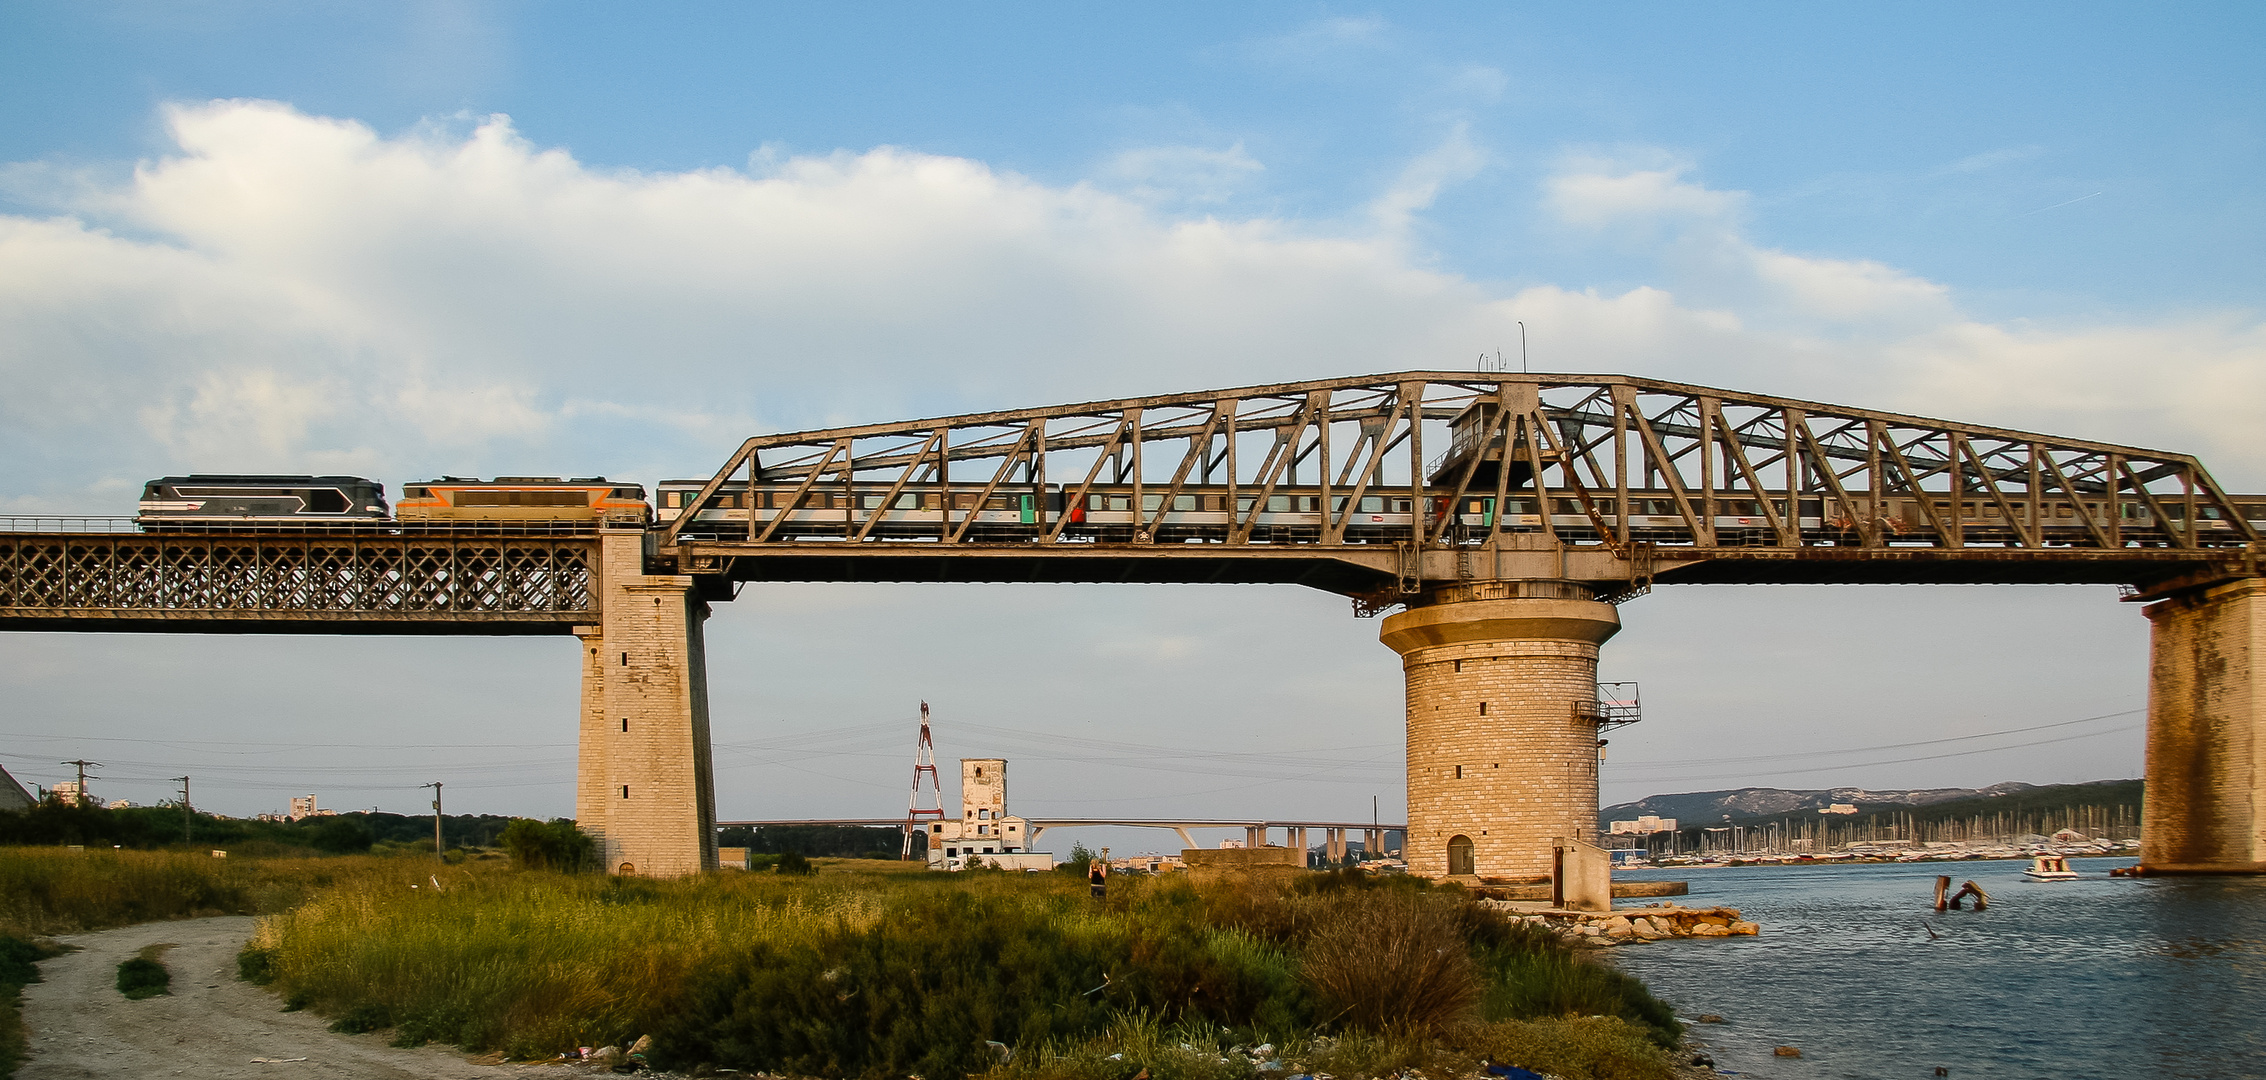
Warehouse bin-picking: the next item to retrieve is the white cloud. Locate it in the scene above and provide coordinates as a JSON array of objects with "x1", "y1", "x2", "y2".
[
  {"x1": 1, "y1": 99, "x2": 2262, "y2": 518},
  {"x1": 1103, "y1": 142, "x2": 1264, "y2": 205}
]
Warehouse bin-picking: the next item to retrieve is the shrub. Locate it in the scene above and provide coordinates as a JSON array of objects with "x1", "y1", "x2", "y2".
[
  {"x1": 308, "y1": 816, "x2": 375, "y2": 854},
  {"x1": 237, "y1": 945, "x2": 279, "y2": 985},
  {"x1": 117, "y1": 945, "x2": 172, "y2": 1000},
  {"x1": 1300, "y1": 891, "x2": 1480, "y2": 1032},
  {"x1": 774, "y1": 851, "x2": 815, "y2": 876},
  {"x1": 1453, "y1": 1017, "x2": 1676, "y2": 1080},
  {"x1": 498, "y1": 819, "x2": 594, "y2": 873}
]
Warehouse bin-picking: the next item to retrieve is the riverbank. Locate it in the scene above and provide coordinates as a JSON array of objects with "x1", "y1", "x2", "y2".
[{"x1": 1, "y1": 849, "x2": 1695, "y2": 1080}]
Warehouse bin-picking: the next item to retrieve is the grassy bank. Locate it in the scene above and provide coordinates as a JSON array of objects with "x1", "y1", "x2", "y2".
[
  {"x1": 0, "y1": 846, "x2": 461, "y2": 938},
  {"x1": 250, "y1": 863, "x2": 1680, "y2": 1079}
]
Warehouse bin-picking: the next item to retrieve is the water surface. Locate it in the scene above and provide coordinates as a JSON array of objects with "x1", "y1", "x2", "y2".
[{"x1": 1608, "y1": 859, "x2": 2266, "y2": 1079}]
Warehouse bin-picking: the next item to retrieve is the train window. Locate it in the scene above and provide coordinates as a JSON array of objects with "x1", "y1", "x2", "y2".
[
  {"x1": 305, "y1": 489, "x2": 348, "y2": 513},
  {"x1": 1557, "y1": 499, "x2": 1583, "y2": 515},
  {"x1": 1799, "y1": 499, "x2": 1822, "y2": 516},
  {"x1": 2057, "y1": 506, "x2": 2073, "y2": 518},
  {"x1": 402, "y1": 486, "x2": 429, "y2": 499},
  {"x1": 1596, "y1": 499, "x2": 1616, "y2": 514},
  {"x1": 1141, "y1": 495, "x2": 1163, "y2": 512},
  {"x1": 1984, "y1": 505, "x2": 2000, "y2": 518},
  {"x1": 1266, "y1": 495, "x2": 1292, "y2": 512}
]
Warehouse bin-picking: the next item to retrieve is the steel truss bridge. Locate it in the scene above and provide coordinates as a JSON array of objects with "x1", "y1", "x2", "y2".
[
  {"x1": 4, "y1": 372, "x2": 2258, "y2": 630},
  {"x1": 658, "y1": 373, "x2": 2259, "y2": 604},
  {"x1": 6, "y1": 371, "x2": 2260, "y2": 880}
]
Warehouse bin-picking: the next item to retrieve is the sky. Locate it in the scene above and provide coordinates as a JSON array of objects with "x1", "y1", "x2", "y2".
[{"x1": 2, "y1": 4, "x2": 2261, "y2": 851}]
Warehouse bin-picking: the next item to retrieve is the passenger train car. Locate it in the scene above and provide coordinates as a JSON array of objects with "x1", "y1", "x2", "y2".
[
  {"x1": 396, "y1": 477, "x2": 650, "y2": 526},
  {"x1": 137, "y1": 475, "x2": 390, "y2": 527},
  {"x1": 656, "y1": 477, "x2": 2266, "y2": 547}
]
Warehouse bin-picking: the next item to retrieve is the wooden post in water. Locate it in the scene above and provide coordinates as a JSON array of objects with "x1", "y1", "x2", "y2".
[{"x1": 1934, "y1": 875, "x2": 1952, "y2": 911}]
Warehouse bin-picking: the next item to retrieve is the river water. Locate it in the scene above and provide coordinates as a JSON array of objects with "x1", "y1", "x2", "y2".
[{"x1": 1606, "y1": 858, "x2": 2266, "y2": 1079}]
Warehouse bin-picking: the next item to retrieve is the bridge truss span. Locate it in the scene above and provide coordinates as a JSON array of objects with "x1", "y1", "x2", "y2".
[
  {"x1": 660, "y1": 372, "x2": 2260, "y2": 598},
  {"x1": 0, "y1": 530, "x2": 597, "y2": 633}
]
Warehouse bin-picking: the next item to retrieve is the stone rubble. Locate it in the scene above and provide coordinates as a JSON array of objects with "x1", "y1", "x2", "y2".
[{"x1": 1481, "y1": 900, "x2": 1760, "y2": 944}]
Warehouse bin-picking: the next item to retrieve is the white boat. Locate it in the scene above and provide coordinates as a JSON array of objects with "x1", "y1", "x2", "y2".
[{"x1": 2023, "y1": 855, "x2": 2080, "y2": 881}]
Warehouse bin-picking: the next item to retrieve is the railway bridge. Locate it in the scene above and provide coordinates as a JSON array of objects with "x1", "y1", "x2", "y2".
[{"x1": 4, "y1": 373, "x2": 2260, "y2": 879}]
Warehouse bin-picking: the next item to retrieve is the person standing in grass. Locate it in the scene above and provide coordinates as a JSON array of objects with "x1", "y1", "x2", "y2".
[{"x1": 1088, "y1": 856, "x2": 1107, "y2": 899}]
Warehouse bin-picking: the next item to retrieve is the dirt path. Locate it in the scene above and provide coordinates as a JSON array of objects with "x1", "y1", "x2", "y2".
[{"x1": 18, "y1": 916, "x2": 509, "y2": 1080}]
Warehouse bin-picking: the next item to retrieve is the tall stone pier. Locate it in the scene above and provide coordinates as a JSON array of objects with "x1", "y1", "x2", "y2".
[
  {"x1": 575, "y1": 528, "x2": 719, "y2": 876},
  {"x1": 2141, "y1": 578, "x2": 2266, "y2": 874},
  {"x1": 1381, "y1": 582, "x2": 1619, "y2": 880}
]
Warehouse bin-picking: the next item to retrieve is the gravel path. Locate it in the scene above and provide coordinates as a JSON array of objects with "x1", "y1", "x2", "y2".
[{"x1": 18, "y1": 916, "x2": 505, "y2": 1080}]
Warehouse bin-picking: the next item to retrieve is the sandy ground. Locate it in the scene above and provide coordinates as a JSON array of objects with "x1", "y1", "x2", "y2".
[{"x1": 18, "y1": 915, "x2": 510, "y2": 1080}]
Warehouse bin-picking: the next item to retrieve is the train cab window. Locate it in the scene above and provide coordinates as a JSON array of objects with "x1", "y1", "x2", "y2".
[{"x1": 306, "y1": 489, "x2": 348, "y2": 513}]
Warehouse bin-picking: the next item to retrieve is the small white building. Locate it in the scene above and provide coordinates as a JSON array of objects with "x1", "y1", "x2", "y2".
[
  {"x1": 923, "y1": 759, "x2": 1053, "y2": 871},
  {"x1": 1610, "y1": 815, "x2": 1677, "y2": 834}
]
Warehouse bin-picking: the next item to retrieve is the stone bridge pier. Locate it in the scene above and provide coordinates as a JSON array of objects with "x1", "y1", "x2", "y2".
[
  {"x1": 575, "y1": 529, "x2": 719, "y2": 876},
  {"x1": 2143, "y1": 578, "x2": 2266, "y2": 874},
  {"x1": 1381, "y1": 582, "x2": 1620, "y2": 881}
]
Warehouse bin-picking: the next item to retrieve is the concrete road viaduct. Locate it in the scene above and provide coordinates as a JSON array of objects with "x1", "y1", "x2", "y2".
[{"x1": 5, "y1": 373, "x2": 2261, "y2": 879}]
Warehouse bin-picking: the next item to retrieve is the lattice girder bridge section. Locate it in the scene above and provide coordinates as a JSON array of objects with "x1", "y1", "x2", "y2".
[
  {"x1": 0, "y1": 530, "x2": 597, "y2": 634},
  {"x1": 658, "y1": 372, "x2": 2261, "y2": 603}
]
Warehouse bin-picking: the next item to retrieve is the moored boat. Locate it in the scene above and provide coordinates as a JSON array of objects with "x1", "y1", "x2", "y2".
[{"x1": 2023, "y1": 855, "x2": 2080, "y2": 881}]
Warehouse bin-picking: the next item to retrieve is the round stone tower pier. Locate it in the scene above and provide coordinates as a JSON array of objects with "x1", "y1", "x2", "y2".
[{"x1": 1380, "y1": 582, "x2": 1620, "y2": 881}]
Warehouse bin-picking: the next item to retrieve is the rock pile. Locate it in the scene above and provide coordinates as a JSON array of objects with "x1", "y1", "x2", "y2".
[{"x1": 1485, "y1": 900, "x2": 1760, "y2": 945}]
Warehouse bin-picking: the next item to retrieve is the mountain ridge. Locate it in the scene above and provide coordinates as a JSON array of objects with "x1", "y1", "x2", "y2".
[{"x1": 1600, "y1": 778, "x2": 2136, "y2": 827}]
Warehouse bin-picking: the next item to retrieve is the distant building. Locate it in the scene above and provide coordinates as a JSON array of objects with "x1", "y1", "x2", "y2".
[
  {"x1": 0, "y1": 765, "x2": 32, "y2": 811},
  {"x1": 1218, "y1": 838, "x2": 1245, "y2": 849},
  {"x1": 288, "y1": 794, "x2": 336, "y2": 822},
  {"x1": 1820, "y1": 803, "x2": 1859, "y2": 816},
  {"x1": 106, "y1": 799, "x2": 135, "y2": 810},
  {"x1": 922, "y1": 759, "x2": 1052, "y2": 871},
  {"x1": 51, "y1": 780, "x2": 91, "y2": 807},
  {"x1": 1610, "y1": 815, "x2": 1677, "y2": 834}
]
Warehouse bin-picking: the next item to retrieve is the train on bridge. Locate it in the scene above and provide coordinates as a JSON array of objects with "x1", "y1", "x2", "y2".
[
  {"x1": 136, "y1": 475, "x2": 648, "y2": 529},
  {"x1": 654, "y1": 478, "x2": 2266, "y2": 548},
  {"x1": 123, "y1": 473, "x2": 2265, "y2": 548}
]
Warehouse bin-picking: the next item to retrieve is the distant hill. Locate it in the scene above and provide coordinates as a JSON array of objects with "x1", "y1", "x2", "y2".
[
  {"x1": 1602, "y1": 782, "x2": 2037, "y2": 826},
  {"x1": 1601, "y1": 778, "x2": 2140, "y2": 830}
]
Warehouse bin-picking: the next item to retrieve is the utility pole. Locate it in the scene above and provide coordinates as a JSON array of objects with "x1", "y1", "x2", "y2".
[
  {"x1": 61, "y1": 759, "x2": 101, "y2": 807},
  {"x1": 421, "y1": 782, "x2": 444, "y2": 859},
  {"x1": 172, "y1": 777, "x2": 192, "y2": 842}
]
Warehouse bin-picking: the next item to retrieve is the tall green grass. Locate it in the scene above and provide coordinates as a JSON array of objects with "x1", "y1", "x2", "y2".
[
  {"x1": 252, "y1": 866, "x2": 1680, "y2": 1078},
  {"x1": 0, "y1": 847, "x2": 451, "y2": 938}
]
